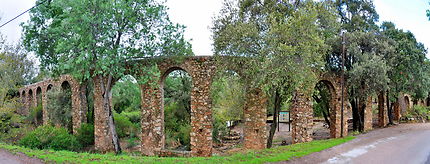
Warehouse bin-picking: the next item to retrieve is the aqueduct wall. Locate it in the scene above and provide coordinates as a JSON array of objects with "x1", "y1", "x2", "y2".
[{"x1": 19, "y1": 56, "x2": 355, "y2": 157}]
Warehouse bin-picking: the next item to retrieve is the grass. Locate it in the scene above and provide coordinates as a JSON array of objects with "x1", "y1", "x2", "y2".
[{"x1": 0, "y1": 136, "x2": 354, "y2": 164}]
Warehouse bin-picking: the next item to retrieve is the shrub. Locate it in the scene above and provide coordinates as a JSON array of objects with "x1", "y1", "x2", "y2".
[
  {"x1": 46, "y1": 89, "x2": 72, "y2": 131},
  {"x1": 26, "y1": 104, "x2": 43, "y2": 126},
  {"x1": 19, "y1": 125, "x2": 81, "y2": 151},
  {"x1": 75, "y1": 123, "x2": 94, "y2": 146},
  {"x1": 120, "y1": 111, "x2": 141, "y2": 124},
  {"x1": 114, "y1": 112, "x2": 135, "y2": 138}
]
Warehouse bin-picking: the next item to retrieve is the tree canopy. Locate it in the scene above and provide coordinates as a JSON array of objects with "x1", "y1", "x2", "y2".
[{"x1": 21, "y1": 0, "x2": 193, "y2": 154}]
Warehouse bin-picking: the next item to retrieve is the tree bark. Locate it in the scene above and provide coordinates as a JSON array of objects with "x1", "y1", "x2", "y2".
[
  {"x1": 267, "y1": 90, "x2": 281, "y2": 148},
  {"x1": 94, "y1": 75, "x2": 122, "y2": 154},
  {"x1": 386, "y1": 90, "x2": 393, "y2": 125}
]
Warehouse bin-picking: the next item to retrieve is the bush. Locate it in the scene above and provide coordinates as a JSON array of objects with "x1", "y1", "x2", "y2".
[
  {"x1": 113, "y1": 112, "x2": 136, "y2": 138},
  {"x1": 120, "y1": 111, "x2": 141, "y2": 124},
  {"x1": 19, "y1": 125, "x2": 81, "y2": 151},
  {"x1": 46, "y1": 89, "x2": 72, "y2": 131},
  {"x1": 26, "y1": 104, "x2": 43, "y2": 126},
  {"x1": 75, "y1": 123, "x2": 94, "y2": 146}
]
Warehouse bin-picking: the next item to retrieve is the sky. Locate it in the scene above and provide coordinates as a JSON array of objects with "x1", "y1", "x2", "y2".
[{"x1": 0, "y1": 0, "x2": 429, "y2": 57}]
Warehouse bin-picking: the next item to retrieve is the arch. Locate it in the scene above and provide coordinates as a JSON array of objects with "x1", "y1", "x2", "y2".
[
  {"x1": 404, "y1": 95, "x2": 411, "y2": 112},
  {"x1": 46, "y1": 84, "x2": 53, "y2": 92},
  {"x1": 21, "y1": 90, "x2": 26, "y2": 114},
  {"x1": 312, "y1": 80, "x2": 337, "y2": 140},
  {"x1": 160, "y1": 68, "x2": 192, "y2": 152},
  {"x1": 61, "y1": 81, "x2": 71, "y2": 90},
  {"x1": 36, "y1": 87, "x2": 42, "y2": 106},
  {"x1": 28, "y1": 89, "x2": 34, "y2": 107}
]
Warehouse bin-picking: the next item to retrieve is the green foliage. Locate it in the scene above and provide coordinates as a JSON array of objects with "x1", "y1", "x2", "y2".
[
  {"x1": 19, "y1": 125, "x2": 81, "y2": 151},
  {"x1": 113, "y1": 112, "x2": 137, "y2": 138},
  {"x1": 26, "y1": 104, "x2": 43, "y2": 126},
  {"x1": 46, "y1": 88, "x2": 72, "y2": 131},
  {"x1": 0, "y1": 41, "x2": 35, "y2": 104},
  {"x1": 212, "y1": 73, "x2": 245, "y2": 123},
  {"x1": 1, "y1": 136, "x2": 354, "y2": 163},
  {"x1": 112, "y1": 75, "x2": 141, "y2": 114},
  {"x1": 164, "y1": 102, "x2": 190, "y2": 150},
  {"x1": 163, "y1": 70, "x2": 191, "y2": 150},
  {"x1": 22, "y1": 0, "x2": 192, "y2": 82},
  {"x1": 0, "y1": 100, "x2": 30, "y2": 144},
  {"x1": 312, "y1": 82, "x2": 331, "y2": 118},
  {"x1": 380, "y1": 22, "x2": 430, "y2": 100},
  {"x1": 212, "y1": 115, "x2": 228, "y2": 143},
  {"x1": 120, "y1": 111, "x2": 141, "y2": 124},
  {"x1": 75, "y1": 123, "x2": 95, "y2": 146},
  {"x1": 126, "y1": 137, "x2": 138, "y2": 149}
]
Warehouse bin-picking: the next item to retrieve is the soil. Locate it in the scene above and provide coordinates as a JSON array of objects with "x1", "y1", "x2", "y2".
[{"x1": 212, "y1": 120, "x2": 331, "y2": 156}]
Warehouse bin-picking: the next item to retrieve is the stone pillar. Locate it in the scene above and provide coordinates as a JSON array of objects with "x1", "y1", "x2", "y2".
[
  {"x1": 363, "y1": 96, "x2": 373, "y2": 131},
  {"x1": 71, "y1": 82, "x2": 86, "y2": 134},
  {"x1": 243, "y1": 88, "x2": 267, "y2": 150},
  {"x1": 93, "y1": 75, "x2": 115, "y2": 153},
  {"x1": 393, "y1": 101, "x2": 401, "y2": 122},
  {"x1": 140, "y1": 83, "x2": 163, "y2": 156},
  {"x1": 42, "y1": 87, "x2": 49, "y2": 125},
  {"x1": 291, "y1": 91, "x2": 313, "y2": 144},
  {"x1": 33, "y1": 89, "x2": 38, "y2": 108},
  {"x1": 377, "y1": 92, "x2": 387, "y2": 127},
  {"x1": 189, "y1": 69, "x2": 213, "y2": 157},
  {"x1": 330, "y1": 84, "x2": 348, "y2": 138}
]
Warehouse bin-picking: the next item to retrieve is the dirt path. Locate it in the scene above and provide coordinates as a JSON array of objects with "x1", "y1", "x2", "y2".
[
  {"x1": 0, "y1": 149, "x2": 43, "y2": 164},
  {"x1": 275, "y1": 123, "x2": 430, "y2": 164}
]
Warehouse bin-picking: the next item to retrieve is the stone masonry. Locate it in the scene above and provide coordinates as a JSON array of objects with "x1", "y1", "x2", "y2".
[
  {"x1": 363, "y1": 96, "x2": 373, "y2": 131},
  {"x1": 19, "y1": 75, "x2": 88, "y2": 134},
  {"x1": 291, "y1": 90, "x2": 313, "y2": 144},
  {"x1": 19, "y1": 56, "x2": 354, "y2": 157},
  {"x1": 319, "y1": 73, "x2": 348, "y2": 138},
  {"x1": 378, "y1": 92, "x2": 388, "y2": 127},
  {"x1": 243, "y1": 88, "x2": 267, "y2": 149}
]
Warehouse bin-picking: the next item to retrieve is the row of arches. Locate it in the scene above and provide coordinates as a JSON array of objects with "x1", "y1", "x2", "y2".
[{"x1": 19, "y1": 56, "x2": 348, "y2": 157}]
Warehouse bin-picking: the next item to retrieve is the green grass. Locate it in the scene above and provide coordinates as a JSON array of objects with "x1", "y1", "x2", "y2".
[{"x1": 0, "y1": 136, "x2": 354, "y2": 164}]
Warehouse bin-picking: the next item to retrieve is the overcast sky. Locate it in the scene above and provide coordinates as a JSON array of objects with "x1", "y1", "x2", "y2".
[{"x1": 0, "y1": 0, "x2": 429, "y2": 57}]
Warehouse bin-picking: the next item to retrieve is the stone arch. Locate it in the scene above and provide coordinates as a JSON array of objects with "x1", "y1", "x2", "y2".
[
  {"x1": 42, "y1": 83, "x2": 54, "y2": 124},
  {"x1": 213, "y1": 59, "x2": 267, "y2": 150},
  {"x1": 36, "y1": 87, "x2": 42, "y2": 106},
  {"x1": 140, "y1": 57, "x2": 216, "y2": 157},
  {"x1": 312, "y1": 79, "x2": 338, "y2": 139},
  {"x1": 159, "y1": 67, "x2": 192, "y2": 152},
  {"x1": 21, "y1": 90, "x2": 26, "y2": 114},
  {"x1": 312, "y1": 73, "x2": 348, "y2": 139},
  {"x1": 404, "y1": 95, "x2": 411, "y2": 113},
  {"x1": 27, "y1": 89, "x2": 34, "y2": 111}
]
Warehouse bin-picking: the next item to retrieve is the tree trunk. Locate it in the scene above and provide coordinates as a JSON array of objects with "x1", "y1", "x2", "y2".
[
  {"x1": 351, "y1": 97, "x2": 359, "y2": 131},
  {"x1": 93, "y1": 75, "x2": 121, "y2": 154},
  {"x1": 267, "y1": 91, "x2": 281, "y2": 148},
  {"x1": 386, "y1": 90, "x2": 393, "y2": 125}
]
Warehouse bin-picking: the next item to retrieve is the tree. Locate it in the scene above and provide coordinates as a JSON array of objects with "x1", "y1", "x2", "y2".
[
  {"x1": 380, "y1": 22, "x2": 429, "y2": 124},
  {"x1": 22, "y1": 0, "x2": 192, "y2": 154},
  {"x1": 332, "y1": 0, "x2": 379, "y2": 32},
  {"x1": 0, "y1": 33, "x2": 35, "y2": 107},
  {"x1": 213, "y1": 0, "x2": 339, "y2": 147}
]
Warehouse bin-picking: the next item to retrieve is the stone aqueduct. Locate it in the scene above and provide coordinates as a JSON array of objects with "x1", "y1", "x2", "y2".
[{"x1": 18, "y1": 56, "x2": 413, "y2": 157}]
